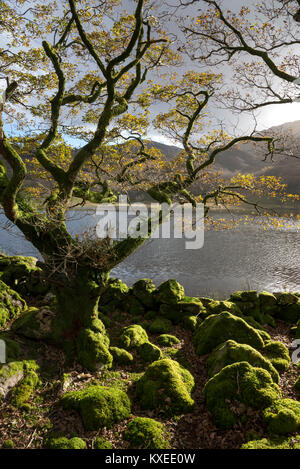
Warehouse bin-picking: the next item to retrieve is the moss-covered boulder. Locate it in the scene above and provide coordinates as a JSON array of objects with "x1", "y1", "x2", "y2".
[
  {"x1": 262, "y1": 341, "x2": 291, "y2": 373},
  {"x1": 128, "y1": 297, "x2": 145, "y2": 316},
  {"x1": 157, "y1": 280, "x2": 184, "y2": 305},
  {"x1": 207, "y1": 300, "x2": 242, "y2": 316},
  {"x1": 276, "y1": 302, "x2": 300, "y2": 324},
  {"x1": 276, "y1": 292, "x2": 299, "y2": 306},
  {"x1": 132, "y1": 279, "x2": 156, "y2": 309},
  {"x1": 0, "y1": 254, "x2": 48, "y2": 296},
  {"x1": 76, "y1": 329, "x2": 112, "y2": 371},
  {"x1": 94, "y1": 437, "x2": 113, "y2": 449},
  {"x1": 110, "y1": 347, "x2": 133, "y2": 365},
  {"x1": 124, "y1": 417, "x2": 170, "y2": 449},
  {"x1": 230, "y1": 291, "x2": 259, "y2": 303},
  {"x1": 149, "y1": 317, "x2": 172, "y2": 334},
  {"x1": 138, "y1": 342, "x2": 163, "y2": 363},
  {"x1": 0, "y1": 357, "x2": 38, "y2": 401},
  {"x1": 182, "y1": 315, "x2": 200, "y2": 331},
  {"x1": 262, "y1": 399, "x2": 300, "y2": 435},
  {"x1": 11, "y1": 307, "x2": 55, "y2": 340},
  {"x1": 178, "y1": 297, "x2": 205, "y2": 316},
  {"x1": 119, "y1": 325, "x2": 149, "y2": 350},
  {"x1": 136, "y1": 358, "x2": 194, "y2": 415},
  {"x1": 241, "y1": 435, "x2": 300, "y2": 449},
  {"x1": 207, "y1": 340, "x2": 280, "y2": 383},
  {"x1": 0, "y1": 280, "x2": 27, "y2": 327},
  {"x1": 157, "y1": 334, "x2": 180, "y2": 347},
  {"x1": 10, "y1": 369, "x2": 39, "y2": 409},
  {"x1": 45, "y1": 437, "x2": 87, "y2": 449},
  {"x1": 203, "y1": 361, "x2": 281, "y2": 429},
  {"x1": 99, "y1": 278, "x2": 129, "y2": 313},
  {"x1": 259, "y1": 291, "x2": 277, "y2": 314},
  {"x1": 61, "y1": 385, "x2": 131, "y2": 431},
  {"x1": 193, "y1": 312, "x2": 264, "y2": 356},
  {"x1": 159, "y1": 304, "x2": 182, "y2": 324}
]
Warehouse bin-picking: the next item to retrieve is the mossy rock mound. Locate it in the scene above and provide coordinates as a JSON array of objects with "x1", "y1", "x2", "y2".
[
  {"x1": 128, "y1": 297, "x2": 145, "y2": 316},
  {"x1": 119, "y1": 325, "x2": 149, "y2": 350},
  {"x1": 276, "y1": 292, "x2": 299, "y2": 306},
  {"x1": 230, "y1": 291, "x2": 259, "y2": 303},
  {"x1": 262, "y1": 341, "x2": 291, "y2": 373},
  {"x1": 94, "y1": 437, "x2": 113, "y2": 449},
  {"x1": 0, "y1": 254, "x2": 48, "y2": 296},
  {"x1": 157, "y1": 334, "x2": 180, "y2": 347},
  {"x1": 132, "y1": 279, "x2": 156, "y2": 309},
  {"x1": 182, "y1": 315, "x2": 201, "y2": 332},
  {"x1": 203, "y1": 361, "x2": 281, "y2": 429},
  {"x1": 193, "y1": 312, "x2": 264, "y2": 356},
  {"x1": 207, "y1": 340, "x2": 280, "y2": 383},
  {"x1": 276, "y1": 302, "x2": 300, "y2": 324},
  {"x1": 110, "y1": 347, "x2": 133, "y2": 365},
  {"x1": 259, "y1": 291, "x2": 277, "y2": 314},
  {"x1": 263, "y1": 398, "x2": 300, "y2": 435},
  {"x1": 206, "y1": 300, "x2": 242, "y2": 316},
  {"x1": 45, "y1": 436, "x2": 87, "y2": 449},
  {"x1": 241, "y1": 435, "x2": 300, "y2": 449},
  {"x1": 11, "y1": 307, "x2": 56, "y2": 340},
  {"x1": 76, "y1": 328, "x2": 112, "y2": 371},
  {"x1": 157, "y1": 279, "x2": 185, "y2": 305},
  {"x1": 10, "y1": 369, "x2": 39, "y2": 409},
  {"x1": 61, "y1": 385, "x2": 131, "y2": 431},
  {"x1": 149, "y1": 317, "x2": 172, "y2": 334},
  {"x1": 138, "y1": 342, "x2": 163, "y2": 363},
  {"x1": 99, "y1": 279, "x2": 129, "y2": 313},
  {"x1": 159, "y1": 304, "x2": 182, "y2": 325},
  {"x1": 0, "y1": 280, "x2": 27, "y2": 327},
  {"x1": 124, "y1": 417, "x2": 170, "y2": 449},
  {"x1": 136, "y1": 358, "x2": 194, "y2": 415},
  {"x1": 178, "y1": 297, "x2": 205, "y2": 316}
]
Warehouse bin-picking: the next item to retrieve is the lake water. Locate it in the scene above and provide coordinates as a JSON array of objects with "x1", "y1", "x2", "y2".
[{"x1": 1, "y1": 208, "x2": 300, "y2": 299}]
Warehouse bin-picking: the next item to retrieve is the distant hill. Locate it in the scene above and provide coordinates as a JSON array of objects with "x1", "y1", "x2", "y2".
[{"x1": 150, "y1": 121, "x2": 300, "y2": 194}]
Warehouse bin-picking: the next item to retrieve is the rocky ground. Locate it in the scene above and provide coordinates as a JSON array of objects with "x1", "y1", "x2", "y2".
[{"x1": 0, "y1": 255, "x2": 300, "y2": 450}]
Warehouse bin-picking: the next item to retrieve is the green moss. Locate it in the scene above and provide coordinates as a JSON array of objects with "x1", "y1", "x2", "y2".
[
  {"x1": 263, "y1": 398, "x2": 300, "y2": 435},
  {"x1": 203, "y1": 361, "x2": 281, "y2": 429},
  {"x1": 136, "y1": 358, "x2": 194, "y2": 415},
  {"x1": 230, "y1": 291, "x2": 258, "y2": 302},
  {"x1": 259, "y1": 291, "x2": 277, "y2": 313},
  {"x1": 182, "y1": 315, "x2": 200, "y2": 331},
  {"x1": 45, "y1": 436, "x2": 87, "y2": 449},
  {"x1": 128, "y1": 297, "x2": 145, "y2": 316},
  {"x1": 207, "y1": 340, "x2": 279, "y2": 383},
  {"x1": 0, "y1": 359, "x2": 39, "y2": 400},
  {"x1": 0, "y1": 254, "x2": 48, "y2": 296},
  {"x1": 138, "y1": 342, "x2": 163, "y2": 363},
  {"x1": 157, "y1": 334, "x2": 180, "y2": 347},
  {"x1": 157, "y1": 279, "x2": 185, "y2": 305},
  {"x1": 144, "y1": 310, "x2": 157, "y2": 320},
  {"x1": 110, "y1": 347, "x2": 133, "y2": 366},
  {"x1": 0, "y1": 280, "x2": 27, "y2": 327},
  {"x1": 241, "y1": 436, "x2": 300, "y2": 449},
  {"x1": 276, "y1": 302, "x2": 300, "y2": 324},
  {"x1": 262, "y1": 341, "x2": 291, "y2": 373},
  {"x1": 159, "y1": 304, "x2": 182, "y2": 324},
  {"x1": 124, "y1": 417, "x2": 170, "y2": 449},
  {"x1": 178, "y1": 297, "x2": 205, "y2": 316},
  {"x1": 119, "y1": 325, "x2": 149, "y2": 350},
  {"x1": 2, "y1": 439, "x2": 14, "y2": 449},
  {"x1": 10, "y1": 369, "x2": 39, "y2": 409},
  {"x1": 276, "y1": 292, "x2": 299, "y2": 306},
  {"x1": 99, "y1": 278, "x2": 129, "y2": 306},
  {"x1": 61, "y1": 385, "x2": 131, "y2": 431},
  {"x1": 194, "y1": 312, "x2": 264, "y2": 356},
  {"x1": 295, "y1": 376, "x2": 300, "y2": 392},
  {"x1": 94, "y1": 437, "x2": 113, "y2": 449},
  {"x1": 76, "y1": 328, "x2": 112, "y2": 371},
  {"x1": 149, "y1": 317, "x2": 172, "y2": 334},
  {"x1": 132, "y1": 279, "x2": 156, "y2": 309}
]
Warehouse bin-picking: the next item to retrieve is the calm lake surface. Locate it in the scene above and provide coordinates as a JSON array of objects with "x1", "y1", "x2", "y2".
[{"x1": 1, "y1": 208, "x2": 300, "y2": 299}]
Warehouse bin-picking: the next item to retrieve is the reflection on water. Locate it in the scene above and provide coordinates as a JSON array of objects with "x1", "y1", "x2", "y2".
[{"x1": 1, "y1": 209, "x2": 300, "y2": 299}]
